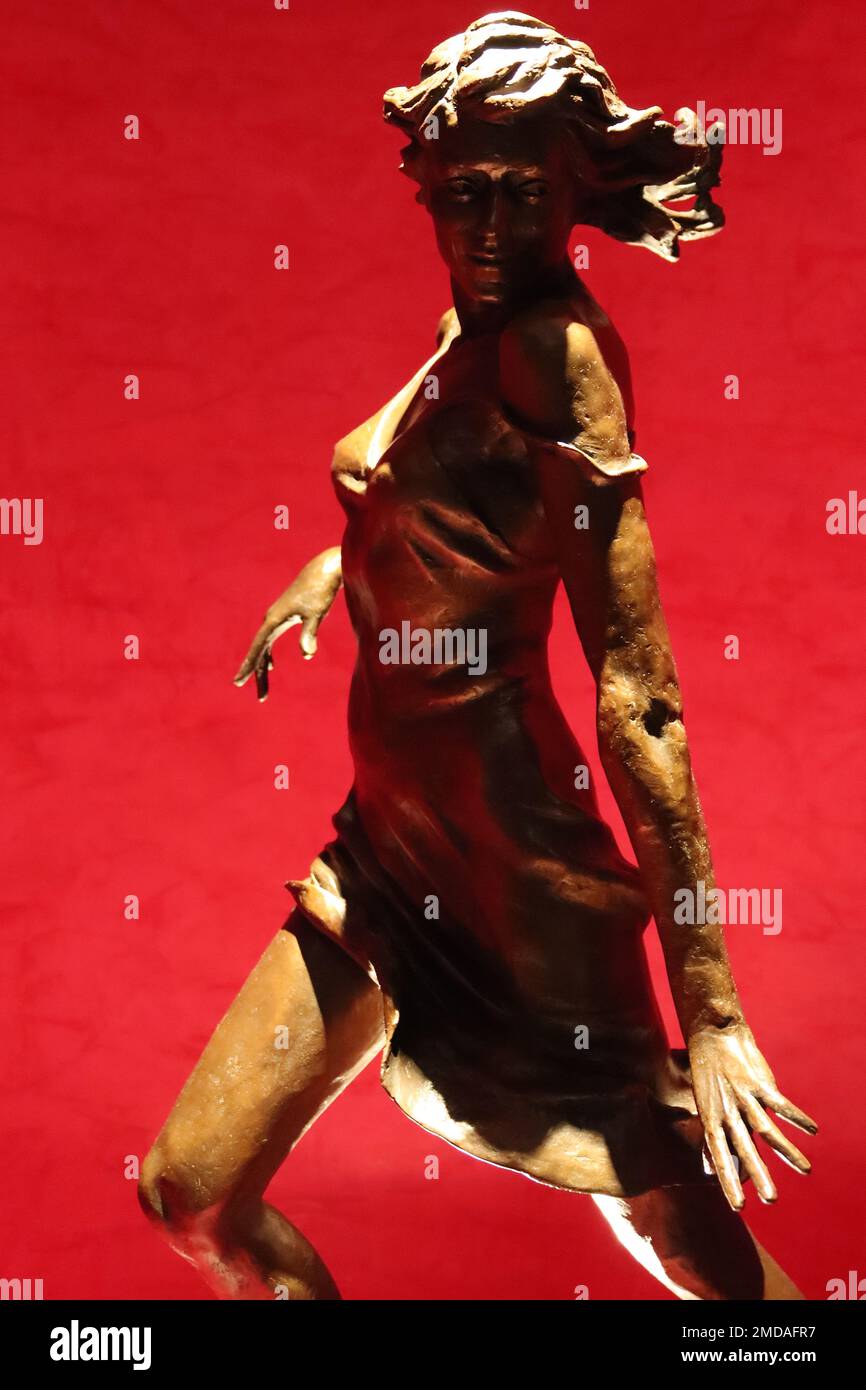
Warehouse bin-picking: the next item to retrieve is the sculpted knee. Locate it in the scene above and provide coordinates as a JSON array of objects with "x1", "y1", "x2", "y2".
[{"x1": 138, "y1": 1144, "x2": 207, "y2": 1236}]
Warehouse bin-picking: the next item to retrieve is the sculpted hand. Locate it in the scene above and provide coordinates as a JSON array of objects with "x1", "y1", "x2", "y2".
[
  {"x1": 233, "y1": 547, "x2": 342, "y2": 701},
  {"x1": 688, "y1": 1021, "x2": 817, "y2": 1210}
]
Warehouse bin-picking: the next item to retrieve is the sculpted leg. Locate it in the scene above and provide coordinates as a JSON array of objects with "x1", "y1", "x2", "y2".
[
  {"x1": 591, "y1": 1184, "x2": 804, "y2": 1301},
  {"x1": 139, "y1": 916, "x2": 384, "y2": 1299}
]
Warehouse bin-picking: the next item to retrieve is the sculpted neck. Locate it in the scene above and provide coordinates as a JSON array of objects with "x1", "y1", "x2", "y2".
[{"x1": 450, "y1": 258, "x2": 581, "y2": 339}]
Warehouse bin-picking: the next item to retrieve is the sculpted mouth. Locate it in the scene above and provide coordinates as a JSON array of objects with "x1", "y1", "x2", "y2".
[{"x1": 469, "y1": 252, "x2": 511, "y2": 267}]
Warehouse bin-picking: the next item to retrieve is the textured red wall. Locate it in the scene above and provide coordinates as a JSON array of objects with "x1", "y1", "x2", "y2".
[{"x1": 2, "y1": 0, "x2": 863, "y2": 1299}]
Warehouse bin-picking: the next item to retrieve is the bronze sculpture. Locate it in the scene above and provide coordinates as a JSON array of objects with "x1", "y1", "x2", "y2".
[{"x1": 139, "y1": 12, "x2": 816, "y2": 1300}]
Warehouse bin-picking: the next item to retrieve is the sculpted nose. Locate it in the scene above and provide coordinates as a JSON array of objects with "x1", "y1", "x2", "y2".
[{"x1": 481, "y1": 185, "x2": 509, "y2": 243}]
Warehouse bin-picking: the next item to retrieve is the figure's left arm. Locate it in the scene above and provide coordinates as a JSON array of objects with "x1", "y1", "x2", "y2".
[{"x1": 500, "y1": 310, "x2": 817, "y2": 1210}]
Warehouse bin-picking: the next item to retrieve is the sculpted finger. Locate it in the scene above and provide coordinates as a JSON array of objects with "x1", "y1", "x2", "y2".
[
  {"x1": 254, "y1": 649, "x2": 271, "y2": 702},
  {"x1": 299, "y1": 614, "x2": 320, "y2": 659},
  {"x1": 721, "y1": 1095, "x2": 777, "y2": 1203},
  {"x1": 236, "y1": 613, "x2": 304, "y2": 691},
  {"x1": 738, "y1": 1089, "x2": 812, "y2": 1171},
  {"x1": 705, "y1": 1123, "x2": 744, "y2": 1211},
  {"x1": 758, "y1": 1087, "x2": 818, "y2": 1137},
  {"x1": 234, "y1": 629, "x2": 270, "y2": 686}
]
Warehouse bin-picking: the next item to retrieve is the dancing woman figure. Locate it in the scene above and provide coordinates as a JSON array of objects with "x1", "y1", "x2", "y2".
[{"x1": 140, "y1": 12, "x2": 816, "y2": 1300}]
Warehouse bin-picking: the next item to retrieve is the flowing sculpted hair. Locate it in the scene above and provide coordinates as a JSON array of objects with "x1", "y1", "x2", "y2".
[{"x1": 383, "y1": 11, "x2": 723, "y2": 262}]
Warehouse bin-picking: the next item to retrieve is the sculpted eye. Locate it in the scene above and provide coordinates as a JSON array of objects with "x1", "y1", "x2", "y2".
[
  {"x1": 519, "y1": 181, "x2": 549, "y2": 202},
  {"x1": 446, "y1": 178, "x2": 479, "y2": 202}
]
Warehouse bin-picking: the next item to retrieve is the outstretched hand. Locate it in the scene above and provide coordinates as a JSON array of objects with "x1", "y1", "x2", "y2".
[
  {"x1": 688, "y1": 1021, "x2": 817, "y2": 1210},
  {"x1": 233, "y1": 548, "x2": 342, "y2": 701}
]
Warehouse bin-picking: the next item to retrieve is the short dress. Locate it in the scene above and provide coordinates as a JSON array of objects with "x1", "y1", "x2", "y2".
[{"x1": 286, "y1": 322, "x2": 713, "y2": 1199}]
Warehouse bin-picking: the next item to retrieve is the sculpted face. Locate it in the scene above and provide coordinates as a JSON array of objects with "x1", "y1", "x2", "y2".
[{"x1": 421, "y1": 117, "x2": 578, "y2": 305}]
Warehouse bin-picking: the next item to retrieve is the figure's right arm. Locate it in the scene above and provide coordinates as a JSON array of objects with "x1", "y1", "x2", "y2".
[
  {"x1": 239, "y1": 310, "x2": 457, "y2": 701},
  {"x1": 235, "y1": 389, "x2": 400, "y2": 700},
  {"x1": 233, "y1": 545, "x2": 343, "y2": 701}
]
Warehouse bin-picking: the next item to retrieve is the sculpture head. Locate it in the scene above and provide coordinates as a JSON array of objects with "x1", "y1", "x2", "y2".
[{"x1": 384, "y1": 12, "x2": 723, "y2": 306}]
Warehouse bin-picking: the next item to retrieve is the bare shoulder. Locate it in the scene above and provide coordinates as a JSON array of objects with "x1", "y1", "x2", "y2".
[
  {"x1": 499, "y1": 296, "x2": 631, "y2": 458},
  {"x1": 500, "y1": 298, "x2": 631, "y2": 433},
  {"x1": 334, "y1": 308, "x2": 457, "y2": 477},
  {"x1": 332, "y1": 403, "x2": 389, "y2": 478},
  {"x1": 435, "y1": 305, "x2": 460, "y2": 346}
]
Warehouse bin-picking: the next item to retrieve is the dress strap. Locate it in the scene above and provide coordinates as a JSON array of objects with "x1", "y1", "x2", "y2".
[{"x1": 512, "y1": 419, "x2": 649, "y2": 488}]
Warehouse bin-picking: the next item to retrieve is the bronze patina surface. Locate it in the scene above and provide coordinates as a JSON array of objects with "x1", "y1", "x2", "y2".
[{"x1": 140, "y1": 13, "x2": 815, "y2": 1301}]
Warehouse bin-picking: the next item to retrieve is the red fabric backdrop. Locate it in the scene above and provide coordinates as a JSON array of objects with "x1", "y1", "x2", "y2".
[{"x1": 2, "y1": 0, "x2": 864, "y2": 1300}]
